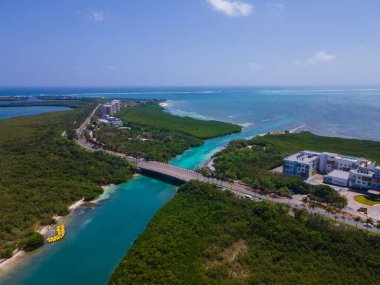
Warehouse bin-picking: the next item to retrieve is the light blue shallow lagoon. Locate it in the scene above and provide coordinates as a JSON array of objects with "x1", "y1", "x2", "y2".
[{"x1": 0, "y1": 87, "x2": 379, "y2": 284}]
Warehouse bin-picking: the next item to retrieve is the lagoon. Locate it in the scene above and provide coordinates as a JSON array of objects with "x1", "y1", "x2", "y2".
[
  {"x1": 1, "y1": 87, "x2": 380, "y2": 284},
  {"x1": 0, "y1": 106, "x2": 71, "y2": 120},
  {"x1": 0, "y1": 116, "x2": 292, "y2": 285}
]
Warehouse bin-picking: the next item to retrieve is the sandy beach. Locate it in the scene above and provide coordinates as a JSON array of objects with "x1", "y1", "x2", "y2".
[
  {"x1": 0, "y1": 250, "x2": 26, "y2": 274},
  {"x1": 206, "y1": 157, "x2": 216, "y2": 171}
]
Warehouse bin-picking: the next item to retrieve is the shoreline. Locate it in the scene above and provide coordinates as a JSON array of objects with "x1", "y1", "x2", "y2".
[{"x1": 0, "y1": 183, "x2": 119, "y2": 274}]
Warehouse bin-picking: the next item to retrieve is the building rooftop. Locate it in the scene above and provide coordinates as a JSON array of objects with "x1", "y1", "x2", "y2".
[
  {"x1": 367, "y1": 190, "x2": 380, "y2": 196},
  {"x1": 322, "y1": 152, "x2": 338, "y2": 156},
  {"x1": 325, "y1": 169, "x2": 350, "y2": 180},
  {"x1": 285, "y1": 151, "x2": 320, "y2": 164}
]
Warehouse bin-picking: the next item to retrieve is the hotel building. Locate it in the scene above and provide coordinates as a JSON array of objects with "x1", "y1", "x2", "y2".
[
  {"x1": 283, "y1": 151, "x2": 380, "y2": 190},
  {"x1": 101, "y1": 100, "x2": 122, "y2": 116}
]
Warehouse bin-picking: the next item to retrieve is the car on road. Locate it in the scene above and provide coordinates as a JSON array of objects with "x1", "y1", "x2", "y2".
[
  {"x1": 363, "y1": 223, "x2": 373, "y2": 228},
  {"x1": 244, "y1": 195, "x2": 260, "y2": 202}
]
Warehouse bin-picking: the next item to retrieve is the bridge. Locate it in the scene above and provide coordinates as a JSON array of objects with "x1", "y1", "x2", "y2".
[{"x1": 75, "y1": 105, "x2": 379, "y2": 234}]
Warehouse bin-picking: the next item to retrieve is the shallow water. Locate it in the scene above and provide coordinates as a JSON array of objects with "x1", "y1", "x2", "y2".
[
  {"x1": 0, "y1": 87, "x2": 379, "y2": 284},
  {"x1": 0, "y1": 117, "x2": 292, "y2": 285}
]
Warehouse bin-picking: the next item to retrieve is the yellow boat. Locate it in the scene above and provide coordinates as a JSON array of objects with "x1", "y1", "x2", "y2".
[{"x1": 47, "y1": 224, "x2": 66, "y2": 243}]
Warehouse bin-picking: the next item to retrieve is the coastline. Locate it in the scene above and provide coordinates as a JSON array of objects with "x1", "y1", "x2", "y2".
[{"x1": 0, "y1": 183, "x2": 120, "y2": 274}]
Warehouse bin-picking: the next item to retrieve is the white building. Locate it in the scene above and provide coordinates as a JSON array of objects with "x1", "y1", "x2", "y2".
[
  {"x1": 283, "y1": 151, "x2": 321, "y2": 179},
  {"x1": 349, "y1": 166, "x2": 380, "y2": 190},
  {"x1": 283, "y1": 150, "x2": 380, "y2": 190},
  {"x1": 98, "y1": 116, "x2": 123, "y2": 127},
  {"x1": 323, "y1": 170, "x2": 350, "y2": 187},
  {"x1": 318, "y1": 152, "x2": 371, "y2": 174},
  {"x1": 101, "y1": 100, "x2": 122, "y2": 116}
]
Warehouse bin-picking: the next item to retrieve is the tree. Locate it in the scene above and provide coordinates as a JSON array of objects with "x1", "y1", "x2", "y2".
[
  {"x1": 19, "y1": 233, "x2": 44, "y2": 252},
  {"x1": 277, "y1": 187, "x2": 292, "y2": 198},
  {"x1": 376, "y1": 221, "x2": 380, "y2": 234},
  {"x1": 325, "y1": 206, "x2": 336, "y2": 217},
  {"x1": 365, "y1": 217, "x2": 374, "y2": 225},
  {"x1": 302, "y1": 196, "x2": 309, "y2": 208},
  {"x1": 354, "y1": 216, "x2": 362, "y2": 228},
  {"x1": 309, "y1": 201, "x2": 318, "y2": 213},
  {"x1": 365, "y1": 218, "x2": 374, "y2": 233}
]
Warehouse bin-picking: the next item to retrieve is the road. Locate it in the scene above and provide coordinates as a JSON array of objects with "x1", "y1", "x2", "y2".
[{"x1": 75, "y1": 105, "x2": 379, "y2": 234}]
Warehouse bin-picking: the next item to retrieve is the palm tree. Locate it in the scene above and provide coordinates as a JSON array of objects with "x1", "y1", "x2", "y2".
[
  {"x1": 365, "y1": 217, "x2": 374, "y2": 226},
  {"x1": 309, "y1": 201, "x2": 317, "y2": 213},
  {"x1": 302, "y1": 196, "x2": 309, "y2": 208},
  {"x1": 354, "y1": 216, "x2": 362, "y2": 228},
  {"x1": 376, "y1": 221, "x2": 380, "y2": 235},
  {"x1": 365, "y1": 217, "x2": 374, "y2": 233}
]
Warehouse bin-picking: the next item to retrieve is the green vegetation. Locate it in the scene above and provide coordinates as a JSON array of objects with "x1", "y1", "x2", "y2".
[
  {"x1": 0, "y1": 104, "x2": 134, "y2": 258},
  {"x1": 19, "y1": 233, "x2": 45, "y2": 252},
  {"x1": 110, "y1": 181, "x2": 380, "y2": 285},
  {"x1": 354, "y1": 195, "x2": 380, "y2": 206},
  {"x1": 251, "y1": 131, "x2": 380, "y2": 161},
  {"x1": 93, "y1": 104, "x2": 241, "y2": 162},
  {"x1": 212, "y1": 132, "x2": 354, "y2": 208},
  {"x1": 117, "y1": 104, "x2": 241, "y2": 139},
  {"x1": 94, "y1": 126, "x2": 202, "y2": 162}
]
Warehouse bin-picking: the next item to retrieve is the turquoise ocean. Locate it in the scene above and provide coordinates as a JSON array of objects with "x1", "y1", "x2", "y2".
[{"x1": 0, "y1": 88, "x2": 379, "y2": 284}]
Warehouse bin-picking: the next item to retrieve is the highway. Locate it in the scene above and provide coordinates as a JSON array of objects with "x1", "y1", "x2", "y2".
[{"x1": 75, "y1": 105, "x2": 379, "y2": 234}]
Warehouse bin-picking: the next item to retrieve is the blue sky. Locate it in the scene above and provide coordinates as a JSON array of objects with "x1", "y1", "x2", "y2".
[{"x1": 0, "y1": 0, "x2": 379, "y2": 87}]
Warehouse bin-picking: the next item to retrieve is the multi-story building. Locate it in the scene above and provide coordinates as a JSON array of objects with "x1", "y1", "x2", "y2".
[
  {"x1": 283, "y1": 150, "x2": 380, "y2": 190},
  {"x1": 111, "y1": 100, "x2": 121, "y2": 114},
  {"x1": 101, "y1": 104, "x2": 113, "y2": 116},
  {"x1": 318, "y1": 152, "x2": 371, "y2": 174},
  {"x1": 283, "y1": 151, "x2": 321, "y2": 179},
  {"x1": 101, "y1": 100, "x2": 122, "y2": 116},
  {"x1": 348, "y1": 166, "x2": 380, "y2": 190}
]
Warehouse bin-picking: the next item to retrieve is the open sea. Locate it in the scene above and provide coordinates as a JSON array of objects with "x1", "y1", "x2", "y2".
[{"x1": 0, "y1": 87, "x2": 379, "y2": 284}]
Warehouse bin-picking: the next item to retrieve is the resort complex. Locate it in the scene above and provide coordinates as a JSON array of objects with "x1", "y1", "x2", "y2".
[
  {"x1": 98, "y1": 100, "x2": 124, "y2": 127},
  {"x1": 283, "y1": 151, "x2": 380, "y2": 190}
]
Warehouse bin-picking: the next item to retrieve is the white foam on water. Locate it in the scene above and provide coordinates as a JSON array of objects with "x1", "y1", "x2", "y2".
[{"x1": 239, "y1": 122, "x2": 255, "y2": 129}]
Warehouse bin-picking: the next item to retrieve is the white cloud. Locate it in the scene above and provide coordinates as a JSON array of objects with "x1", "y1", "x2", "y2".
[
  {"x1": 309, "y1": 51, "x2": 336, "y2": 63},
  {"x1": 87, "y1": 9, "x2": 105, "y2": 22},
  {"x1": 207, "y1": 0, "x2": 253, "y2": 17},
  {"x1": 248, "y1": 62, "x2": 263, "y2": 71},
  {"x1": 267, "y1": 3, "x2": 285, "y2": 15},
  {"x1": 294, "y1": 51, "x2": 336, "y2": 66}
]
